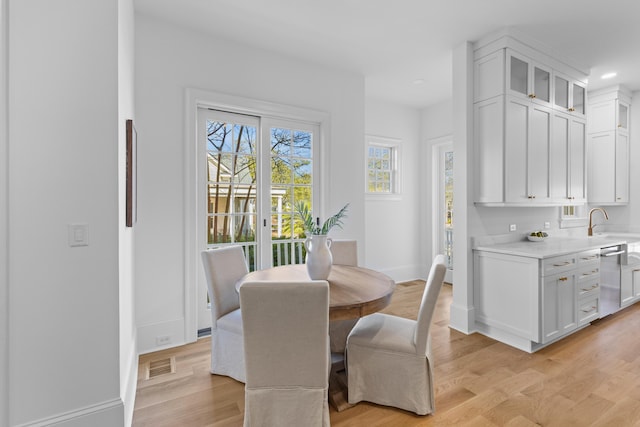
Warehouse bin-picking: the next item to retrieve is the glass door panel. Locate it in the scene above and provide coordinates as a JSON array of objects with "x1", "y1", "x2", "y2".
[
  {"x1": 555, "y1": 76, "x2": 569, "y2": 109},
  {"x1": 510, "y1": 56, "x2": 528, "y2": 95},
  {"x1": 619, "y1": 103, "x2": 628, "y2": 129},
  {"x1": 572, "y1": 83, "x2": 585, "y2": 114},
  {"x1": 534, "y1": 67, "x2": 550, "y2": 103},
  {"x1": 270, "y1": 126, "x2": 314, "y2": 266},
  {"x1": 205, "y1": 119, "x2": 258, "y2": 270}
]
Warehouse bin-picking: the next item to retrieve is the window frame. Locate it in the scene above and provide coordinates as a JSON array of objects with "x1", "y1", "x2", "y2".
[{"x1": 365, "y1": 135, "x2": 401, "y2": 200}]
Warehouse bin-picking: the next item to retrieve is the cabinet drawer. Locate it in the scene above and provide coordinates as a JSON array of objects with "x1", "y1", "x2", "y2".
[
  {"x1": 577, "y1": 278, "x2": 600, "y2": 299},
  {"x1": 577, "y1": 266, "x2": 600, "y2": 285},
  {"x1": 578, "y1": 296, "x2": 600, "y2": 326},
  {"x1": 543, "y1": 254, "x2": 577, "y2": 276},
  {"x1": 577, "y1": 250, "x2": 600, "y2": 267}
]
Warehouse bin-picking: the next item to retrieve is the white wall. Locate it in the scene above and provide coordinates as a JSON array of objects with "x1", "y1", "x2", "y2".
[
  {"x1": 135, "y1": 15, "x2": 365, "y2": 354},
  {"x1": 364, "y1": 99, "x2": 423, "y2": 280},
  {"x1": 8, "y1": 0, "x2": 128, "y2": 425},
  {"x1": 118, "y1": 0, "x2": 138, "y2": 425},
  {"x1": 1, "y1": 0, "x2": 8, "y2": 424}
]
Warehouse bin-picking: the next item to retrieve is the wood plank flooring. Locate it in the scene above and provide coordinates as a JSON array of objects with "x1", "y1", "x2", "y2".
[{"x1": 133, "y1": 281, "x2": 640, "y2": 426}]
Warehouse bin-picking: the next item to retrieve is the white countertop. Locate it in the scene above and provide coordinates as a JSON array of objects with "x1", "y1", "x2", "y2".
[{"x1": 474, "y1": 236, "x2": 630, "y2": 259}]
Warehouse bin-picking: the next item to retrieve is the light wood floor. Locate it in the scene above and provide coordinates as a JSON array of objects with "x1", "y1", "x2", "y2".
[{"x1": 133, "y1": 281, "x2": 640, "y2": 426}]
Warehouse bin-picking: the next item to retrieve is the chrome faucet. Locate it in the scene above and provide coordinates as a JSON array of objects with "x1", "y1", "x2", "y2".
[{"x1": 588, "y1": 207, "x2": 609, "y2": 236}]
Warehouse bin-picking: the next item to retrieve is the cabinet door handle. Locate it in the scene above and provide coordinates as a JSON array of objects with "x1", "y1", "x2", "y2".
[
  {"x1": 553, "y1": 261, "x2": 572, "y2": 267},
  {"x1": 581, "y1": 306, "x2": 597, "y2": 313},
  {"x1": 568, "y1": 107, "x2": 576, "y2": 112},
  {"x1": 633, "y1": 269, "x2": 640, "y2": 273},
  {"x1": 559, "y1": 277, "x2": 568, "y2": 282},
  {"x1": 582, "y1": 270, "x2": 599, "y2": 277},
  {"x1": 528, "y1": 93, "x2": 537, "y2": 99}
]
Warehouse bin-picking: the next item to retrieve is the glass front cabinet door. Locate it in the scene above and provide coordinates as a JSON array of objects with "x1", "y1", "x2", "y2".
[{"x1": 507, "y1": 50, "x2": 551, "y2": 107}]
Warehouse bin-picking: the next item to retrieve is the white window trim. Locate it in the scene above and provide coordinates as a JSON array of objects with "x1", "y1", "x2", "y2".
[
  {"x1": 184, "y1": 88, "x2": 330, "y2": 343},
  {"x1": 365, "y1": 135, "x2": 401, "y2": 201}
]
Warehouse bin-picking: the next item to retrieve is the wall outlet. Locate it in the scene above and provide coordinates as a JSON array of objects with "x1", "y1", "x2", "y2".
[
  {"x1": 509, "y1": 224, "x2": 517, "y2": 232},
  {"x1": 156, "y1": 335, "x2": 171, "y2": 346},
  {"x1": 544, "y1": 222, "x2": 550, "y2": 229}
]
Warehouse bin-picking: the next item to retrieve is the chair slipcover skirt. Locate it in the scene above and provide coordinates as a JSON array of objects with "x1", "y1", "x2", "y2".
[{"x1": 347, "y1": 313, "x2": 435, "y2": 415}]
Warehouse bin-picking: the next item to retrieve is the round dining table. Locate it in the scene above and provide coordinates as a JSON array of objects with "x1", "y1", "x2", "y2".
[{"x1": 235, "y1": 264, "x2": 395, "y2": 321}]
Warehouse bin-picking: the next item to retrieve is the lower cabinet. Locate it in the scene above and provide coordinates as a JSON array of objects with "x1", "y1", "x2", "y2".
[
  {"x1": 474, "y1": 248, "x2": 600, "y2": 352},
  {"x1": 542, "y1": 271, "x2": 577, "y2": 343},
  {"x1": 621, "y1": 265, "x2": 640, "y2": 307}
]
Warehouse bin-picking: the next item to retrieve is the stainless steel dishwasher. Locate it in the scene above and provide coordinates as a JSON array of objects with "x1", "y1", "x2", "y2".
[{"x1": 599, "y1": 245, "x2": 627, "y2": 317}]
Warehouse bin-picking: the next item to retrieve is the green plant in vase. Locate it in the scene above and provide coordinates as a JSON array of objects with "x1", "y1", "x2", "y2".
[{"x1": 294, "y1": 202, "x2": 349, "y2": 279}]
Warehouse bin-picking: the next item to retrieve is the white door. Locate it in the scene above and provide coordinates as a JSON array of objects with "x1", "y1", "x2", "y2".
[
  {"x1": 433, "y1": 140, "x2": 453, "y2": 283},
  {"x1": 197, "y1": 109, "x2": 320, "y2": 331}
]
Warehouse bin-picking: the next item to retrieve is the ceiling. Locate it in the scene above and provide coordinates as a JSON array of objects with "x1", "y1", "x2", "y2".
[{"x1": 134, "y1": 0, "x2": 640, "y2": 109}]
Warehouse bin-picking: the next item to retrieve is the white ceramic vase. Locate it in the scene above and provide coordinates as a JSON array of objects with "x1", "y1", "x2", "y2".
[{"x1": 304, "y1": 235, "x2": 333, "y2": 280}]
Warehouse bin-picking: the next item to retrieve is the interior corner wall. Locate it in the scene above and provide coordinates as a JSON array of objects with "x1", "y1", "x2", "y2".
[
  {"x1": 134, "y1": 15, "x2": 365, "y2": 354},
  {"x1": 364, "y1": 98, "x2": 422, "y2": 281},
  {"x1": 8, "y1": 1, "x2": 123, "y2": 425},
  {"x1": 1, "y1": 0, "x2": 8, "y2": 424},
  {"x1": 118, "y1": 0, "x2": 138, "y2": 425}
]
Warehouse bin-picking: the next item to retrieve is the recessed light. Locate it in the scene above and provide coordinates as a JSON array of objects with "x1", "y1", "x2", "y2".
[
  {"x1": 601, "y1": 72, "x2": 617, "y2": 79},
  {"x1": 413, "y1": 79, "x2": 425, "y2": 85}
]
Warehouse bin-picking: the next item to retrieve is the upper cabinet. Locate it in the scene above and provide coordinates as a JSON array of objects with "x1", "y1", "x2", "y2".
[
  {"x1": 554, "y1": 73, "x2": 586, "y2": 118},
  {"x1": 473, "y1": 35, "x2": 589, "y2": 206},
  {"x1": 587, "y1": 86, "x2": 631, "y2": 205},
  {"x1": 506, "y1": 50, "x2": 553, "y2": 108}
]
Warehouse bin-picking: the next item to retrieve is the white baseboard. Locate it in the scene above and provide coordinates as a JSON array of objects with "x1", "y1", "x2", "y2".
[
  {"x1": 122, "y1": 343, "x2": 139, "y2": 427},
  {"x1": 14, "y1": 398, "x2": 124, "y2": 427},
  {"x1": 137, "y1": 318, "x2": 186, "y2": 355},
  {"x1": 375, "y1": 263, "x2": 424, "y2": 283}
]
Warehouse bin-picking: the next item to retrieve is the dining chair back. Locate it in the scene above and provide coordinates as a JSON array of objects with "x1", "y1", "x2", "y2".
[
  {"x1": 415, "y1": 254, "x2": 447, "y2": 354},
  {"x1": 328, "y1": 239, "x2": 358, "y2": 354},
  {"x1": 240, "y1": 280, "x2": 330, "y2": 427},
  {"x1": 345, "y1": 254, "x2": 447, "y2": 415},
  {"x1": 329, "y1": 239, "x2": 358, "y2": 266},
  {"x1": 201, "y1": 246, "x2": 249, "y2": 383}
]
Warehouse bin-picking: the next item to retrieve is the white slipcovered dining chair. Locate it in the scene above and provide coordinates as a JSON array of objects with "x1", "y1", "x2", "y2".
[
  {"x1": 328, "y1": 240, "x2": 359, "y2": 354},
  {"x1": 346, "y1": 254, "x2": 447, "y2": 415},
  {"x1": 240, "y1": 280, "x2": 330, "y2": 427},
  {"x1": 200, "y1": 246, "x2": 249, "y2": 383},
  {"x1": 329, "y1": 239, "x2": 358, "y2": 267}
]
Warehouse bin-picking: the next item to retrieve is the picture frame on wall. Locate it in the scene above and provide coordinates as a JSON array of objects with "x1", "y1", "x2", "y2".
[{"x1": 126, "y1": 119, "x2": 137, "y2": 227}]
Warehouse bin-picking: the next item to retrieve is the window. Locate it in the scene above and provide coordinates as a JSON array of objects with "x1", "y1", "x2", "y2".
[{"x1": 366, "y1": 136, "x2": 400, "y2": 197}]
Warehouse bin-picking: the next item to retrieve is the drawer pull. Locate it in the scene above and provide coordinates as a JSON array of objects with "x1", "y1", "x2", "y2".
[
  {"x1": 581, "y1": 284, "x2": 599, "y2": 292},
  {"x1": 553, "y1": 261, "x2": 572, "y2": 267},
  {"x1": 634, "y1": 269, "x2": 640, "y2": 273},
  {"x1": 559, "y1": 277, "x2": 568, "y2": 282},
  {"x1": 581, "y1": 255, "x2": 598, "y2": 261},
  {"x1": 581, "y1": 270, "x2": 599, "y2": 277},
  {"x1": 581, "y1": 306, "x2": 597, "y2": 313}
]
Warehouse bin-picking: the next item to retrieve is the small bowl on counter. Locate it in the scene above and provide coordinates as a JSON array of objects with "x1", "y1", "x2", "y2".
[{"x1": 527, "y1": 231, "x2": 549, "y2": 242}]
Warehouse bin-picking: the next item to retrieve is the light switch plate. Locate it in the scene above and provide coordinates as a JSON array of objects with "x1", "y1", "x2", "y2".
[{"x1": 68, "y1": 223, "x2": 89, "y2": 247}]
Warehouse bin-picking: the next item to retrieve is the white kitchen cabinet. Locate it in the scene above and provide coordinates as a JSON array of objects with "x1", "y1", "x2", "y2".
[
  {"x1": 506, "y1": 50, "x2": 552, "y2": 108},
  {"x1": 587, "y1": 86, "x2": 631, "y2": 205},
  {"x1": 542, "y1": 271, "x2": 577, "y2": 343},
  {"x1": 550, "y1": 111, "x2": 586, "y2": 204},
  {"x1": 473, "y1": 38, "x2": 588, "y2": 206},
  {"x1": 505, "y1": 96, "x2": 552, "y2": 203},
  {"x1": 554, "y1": 72, "x2": 586, "y2": 118},
  {"x1": 474, "y1": 246, "x2": 600, "y2": 352},
  {"x1": 621, "y1": 265, "x2": 640, "y2": 307}
]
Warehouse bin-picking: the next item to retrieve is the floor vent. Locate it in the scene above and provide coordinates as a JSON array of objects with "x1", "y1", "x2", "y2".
[{"x1": 145, "y1": 357, "x2": 176, "y2": 380}]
